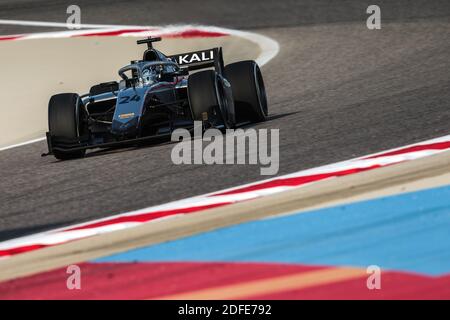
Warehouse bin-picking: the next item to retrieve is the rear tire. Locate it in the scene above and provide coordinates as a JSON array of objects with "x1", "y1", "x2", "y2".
[
  {"x1": 188, "y1": 70, "x2": 233, "y2": 129},
  {"x1": 48, "y1": 93, "x2": 86, "y2": 160},
  {"x1": 225, "y1": 60, "x2": 268, "y2": 123}
]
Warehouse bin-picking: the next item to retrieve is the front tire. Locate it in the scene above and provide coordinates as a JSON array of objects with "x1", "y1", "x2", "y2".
[
  {"x1": 187, "y1": 70, "x2": 234, "y2": 129},
  {"x1": 225, "y1": 60, "x2": 268, "y2": 123},
  {"x1": 48, "y1": 93, "x2": 86, "y2": 160}
]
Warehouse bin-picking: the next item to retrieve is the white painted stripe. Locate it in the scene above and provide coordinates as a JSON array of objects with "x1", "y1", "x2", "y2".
[{"x1": 0, "y1": 137, "x2": 46, "y2": 151}]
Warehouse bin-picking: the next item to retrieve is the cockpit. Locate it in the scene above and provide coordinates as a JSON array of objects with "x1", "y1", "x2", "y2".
[{"x1": 118, "y1": 60, "x2": 180, "y2": 88}]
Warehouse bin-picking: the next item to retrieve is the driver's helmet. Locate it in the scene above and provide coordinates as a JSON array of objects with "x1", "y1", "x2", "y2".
[
  {"x1": 142, "y1": 67, "x2": 156, "y2": 85},
  {"x1": 141, "y1": 66, "x2": 161, "y2": 85}
]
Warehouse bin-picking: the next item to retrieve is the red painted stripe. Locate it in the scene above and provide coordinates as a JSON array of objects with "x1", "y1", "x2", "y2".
[
  {"x1": 0, "y1": 28, "x2": 228, "y2": 42},
  {"x1": 1, "y1": 262, "x2": 447, "y2": 299},
  {"x1": 73, "y1": 28, "x2": 228, "y2": 38},
  {"x1": 0, "y1": 262, "x2": 324, "y2": 300},
  {"x1": 163, "y1": 29, "x2": 228, "y2": 38},
  {"x1": 212, "y1": 164, "x2": 385, "y2": 196},
  {"x1": 0, "y1": 244, "x2": 48, "y2": 257},
  {"x1": 363, "y1": 141, "x2": 450, "y2": 160},
  {"x1": 250, "y1": 272, "x2": 450, "y2": 300},
  {"x1": 65, "y1": 202, "x2": 231, "y2": 231},
  {"x1": 0, "y1": 35, "x2": 23, "y2": 41},
  {"x1": 74, "y1": 28, "x2": 153, "y2": 37}
]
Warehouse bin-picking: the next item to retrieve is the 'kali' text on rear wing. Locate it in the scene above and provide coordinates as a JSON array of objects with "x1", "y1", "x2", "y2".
[{"x1": 169, "y1": 48, "x2": 225, "y2": 74}]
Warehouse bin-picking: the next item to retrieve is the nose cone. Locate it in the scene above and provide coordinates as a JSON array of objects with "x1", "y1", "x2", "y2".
[
  {"x1": 111, "y1": 115, "x2": 139, "y2": 136},
  {"x1": 111, "y1": 87, "x2": 146, "y2": 137}
]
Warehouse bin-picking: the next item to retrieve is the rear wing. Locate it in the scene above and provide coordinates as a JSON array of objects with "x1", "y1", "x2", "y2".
[{"x1": 168, "y1": 48, "x2": 225, "y2": 74}]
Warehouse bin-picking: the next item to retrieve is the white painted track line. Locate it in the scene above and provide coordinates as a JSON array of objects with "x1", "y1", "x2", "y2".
[
  {"x1": 0, "y1": 137, "x2": 46, "y2": 152},
  {"x1": 0, "y1": 19, "x2": 145, "y2": 29}
]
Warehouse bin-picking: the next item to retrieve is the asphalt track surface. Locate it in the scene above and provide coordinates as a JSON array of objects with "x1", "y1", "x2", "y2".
[{"x1": 0, "y1": 0, "x2": 449, "y2": 241}]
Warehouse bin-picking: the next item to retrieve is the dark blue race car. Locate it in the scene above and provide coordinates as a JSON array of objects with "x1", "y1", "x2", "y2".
[{"x1": 44, "y1": 36, "x2": 268, "y2": 160}]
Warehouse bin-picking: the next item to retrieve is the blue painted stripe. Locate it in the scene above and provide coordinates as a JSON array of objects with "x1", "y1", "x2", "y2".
[{"x1": 95, "y1": 185, "x2": 450, "y2": 276}]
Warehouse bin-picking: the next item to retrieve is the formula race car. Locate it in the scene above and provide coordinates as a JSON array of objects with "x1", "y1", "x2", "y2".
[{"x1": 43, "y1": 36, "x2": 268, "y2": 160}]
